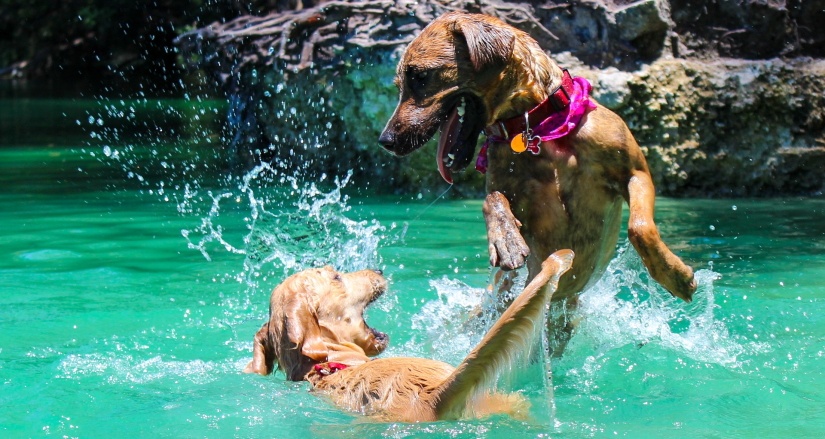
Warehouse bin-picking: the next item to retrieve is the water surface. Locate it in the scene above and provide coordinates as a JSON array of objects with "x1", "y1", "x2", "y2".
[{"x1": 1, "y1": 97, "x2": 823, "y2": 438}]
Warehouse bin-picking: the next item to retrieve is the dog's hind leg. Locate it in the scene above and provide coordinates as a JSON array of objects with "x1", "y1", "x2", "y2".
[{"x1": 626, "y1": 171, "x2": 697, "y2": 302}]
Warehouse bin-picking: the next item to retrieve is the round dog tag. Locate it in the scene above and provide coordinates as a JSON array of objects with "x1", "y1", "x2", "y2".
[{"x1": 510, "y1": 134, "x2": 527, "y2": 153}]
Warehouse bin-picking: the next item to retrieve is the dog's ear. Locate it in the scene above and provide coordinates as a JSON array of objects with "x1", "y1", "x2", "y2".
[
  {"x1": 285, "y1": 296, "x2": 329, "y2": 363},
  {"x1": 262, "y1": 276, "x2": 332, "y2": 380},
  {"x1": 244, "y1": 322, "x2": 275, "y2": 375},
  {"x1": 451, "y1": 16, "x2": 515, "y2": 71}
]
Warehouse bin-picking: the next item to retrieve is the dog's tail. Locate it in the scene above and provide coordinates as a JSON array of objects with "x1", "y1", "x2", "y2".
[{"x1": 432, "y1": 249, "x2": 574, "y2": 420}]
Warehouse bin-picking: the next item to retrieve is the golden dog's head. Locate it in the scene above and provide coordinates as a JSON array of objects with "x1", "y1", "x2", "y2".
[
  {"x1": 378, "y1": 12, "x2": 561, "y2": 183},
  {"x1": 244, "y1": 266, "x2": 389, "y2": 380}
]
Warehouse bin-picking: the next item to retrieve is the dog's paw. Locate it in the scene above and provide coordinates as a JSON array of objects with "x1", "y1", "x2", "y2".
[
  {"x1": 487, "y1": 218, "x2": 530, "y2": 270},
  {"x1": 489, "y1": 234, "x2": 530, "y2": 270},
  {"x1": 667, "y1": 267, "x2": 697, "y2": 303},
  {"x1": 483, "y1": 192, "x2": 530, "y2": 270}
]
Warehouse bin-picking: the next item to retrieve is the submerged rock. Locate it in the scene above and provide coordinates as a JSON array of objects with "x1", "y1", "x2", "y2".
[{"x1": 177, "y1": 0, "x2": 825, "y2": 196}]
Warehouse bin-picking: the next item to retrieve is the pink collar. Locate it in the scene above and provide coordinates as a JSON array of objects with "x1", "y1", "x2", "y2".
[{"x1": 476, "y1": 71, "x2": 597, "y2": 173}]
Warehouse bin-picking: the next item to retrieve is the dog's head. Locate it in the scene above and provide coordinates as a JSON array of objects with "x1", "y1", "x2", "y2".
[
  {"x1": 244, "y1": 266, "x2": 389, "y2": 380},
  {"x1": 378, "y1": 12, "x2": 558, "y2": 183}
]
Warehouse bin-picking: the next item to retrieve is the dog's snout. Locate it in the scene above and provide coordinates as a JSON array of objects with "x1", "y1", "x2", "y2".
[{"x1": 372, "y1": 328, "x2": 389, "y2": 344}]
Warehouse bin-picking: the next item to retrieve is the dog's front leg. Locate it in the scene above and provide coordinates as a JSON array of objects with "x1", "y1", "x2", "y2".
[
  {"x1": 627, "y1": 171, "x2": 697, "y2": 302},
  {"x1": 482, "y1": 192, "x2": 530, "y2": 270}
]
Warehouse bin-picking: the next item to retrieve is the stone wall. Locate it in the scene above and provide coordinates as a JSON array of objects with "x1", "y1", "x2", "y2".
[
  {"x1": 582, "y1": 57, "x2": 825, "y2": 196},
  {"x1": 177, "y1": 0, "x2": 825, "y2": 196}
]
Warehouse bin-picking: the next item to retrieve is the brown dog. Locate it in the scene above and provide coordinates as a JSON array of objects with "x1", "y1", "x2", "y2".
[
  {"x1": 245, "y1": 251, "x2": 573, "y2": 422},
  {"x1": 378, "y1": 12, "x2": 696, "y2": 329}
]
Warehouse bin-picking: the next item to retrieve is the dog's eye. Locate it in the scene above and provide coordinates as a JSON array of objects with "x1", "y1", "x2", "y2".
[
  {"x1": 407, "y1": 68, "x2": 431, "y2": 95},
  {"x1": 333, "y1": 274, "x2": 342, "y2": 282}
]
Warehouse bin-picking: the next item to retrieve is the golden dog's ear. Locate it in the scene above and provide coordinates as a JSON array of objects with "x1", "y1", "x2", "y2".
[
  {"x1": 285, "y1": 297, "x2": 328, "y2": 363},
  {"x1": 244, "y1": 322, "x2": 275, "y2": 375},
  {"x1": 452, "y1": 17, "x2": 515, "y2": 71}
]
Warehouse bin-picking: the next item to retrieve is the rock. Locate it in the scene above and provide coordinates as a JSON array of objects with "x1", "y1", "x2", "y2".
[
  {"x1": 609, "y1": 58, "x2": 825, "y2": 196},
  {"x1": 613, "y1": 0, "x2": 669, "y2": 60},
  {"x1": 670, "y1": 0, "x2": 825, "y2": 59}
]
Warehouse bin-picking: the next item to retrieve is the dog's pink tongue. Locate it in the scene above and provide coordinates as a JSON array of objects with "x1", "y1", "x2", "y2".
[{"x1": 437, "y1": 107, "x2": 461, "y2": 184}]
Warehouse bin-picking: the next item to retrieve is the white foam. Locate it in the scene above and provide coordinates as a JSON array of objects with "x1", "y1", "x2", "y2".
[
  {"x1": 566, "y1": 243, "x2": 750, "y2": 370},
  {"x1": 57, "y1": 352, "x2": 233, "y2": 385}
]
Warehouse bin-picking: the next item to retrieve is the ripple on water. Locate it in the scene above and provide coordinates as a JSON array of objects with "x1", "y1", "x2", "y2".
[{"x1": 17, "y1": 249, "x2": 83, "y2": 262}]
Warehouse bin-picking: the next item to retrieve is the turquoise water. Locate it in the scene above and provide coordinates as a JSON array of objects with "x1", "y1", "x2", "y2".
[{"x1": 2, "y1": 96, "x2": 824, "y2": 438}]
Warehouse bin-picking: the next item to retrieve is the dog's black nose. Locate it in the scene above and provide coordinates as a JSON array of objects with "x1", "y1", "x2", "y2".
[
  {"x1": 378, "y1": 130, "x2": 395, "y2": 148},
  {"x1": 373, "y1": 269, "x2": 383, "y2": 275}
]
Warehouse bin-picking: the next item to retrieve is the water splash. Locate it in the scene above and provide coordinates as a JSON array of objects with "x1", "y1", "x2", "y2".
[
  {"x1": 402, "y1": 270, "x2": 554, "y2": 420},
  {"x1": 561, "y1": 243, "x2": 748, "y2": 375},
  {"x1": 403, "y1": 269, "x2": 530, "y2": 362},
  {"x1": 83, "y1": 94, "x2": 392, "y2": 289},
  {"x1": 404, "y1": 243, "x2": 747, "y2": 384},
  {"x1": 401, "y1": 277, "x2": 488, "y2": 363},
  {"x1": 181, "y1": 165, "x2": 391, "y2": 290}
]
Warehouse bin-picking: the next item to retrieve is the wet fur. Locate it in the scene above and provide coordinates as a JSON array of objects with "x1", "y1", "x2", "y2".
[
  {"x1": 244, "y1": 267, "x2": 390, "y2": 381},
  {"x1": 244, "y1": 252, "x2": 573, "y2": 422},
  {"x1": 379, "y1": 12, "x2": 696, "y2": 320}
]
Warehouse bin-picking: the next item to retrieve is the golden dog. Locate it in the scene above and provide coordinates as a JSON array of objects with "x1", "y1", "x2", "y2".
[
  {"x1": 244, "y1": 251, "x2": 573, "y2": 422},
  {"x1": 378, "y1": 12, "x2": 696, "y2": 329}
]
